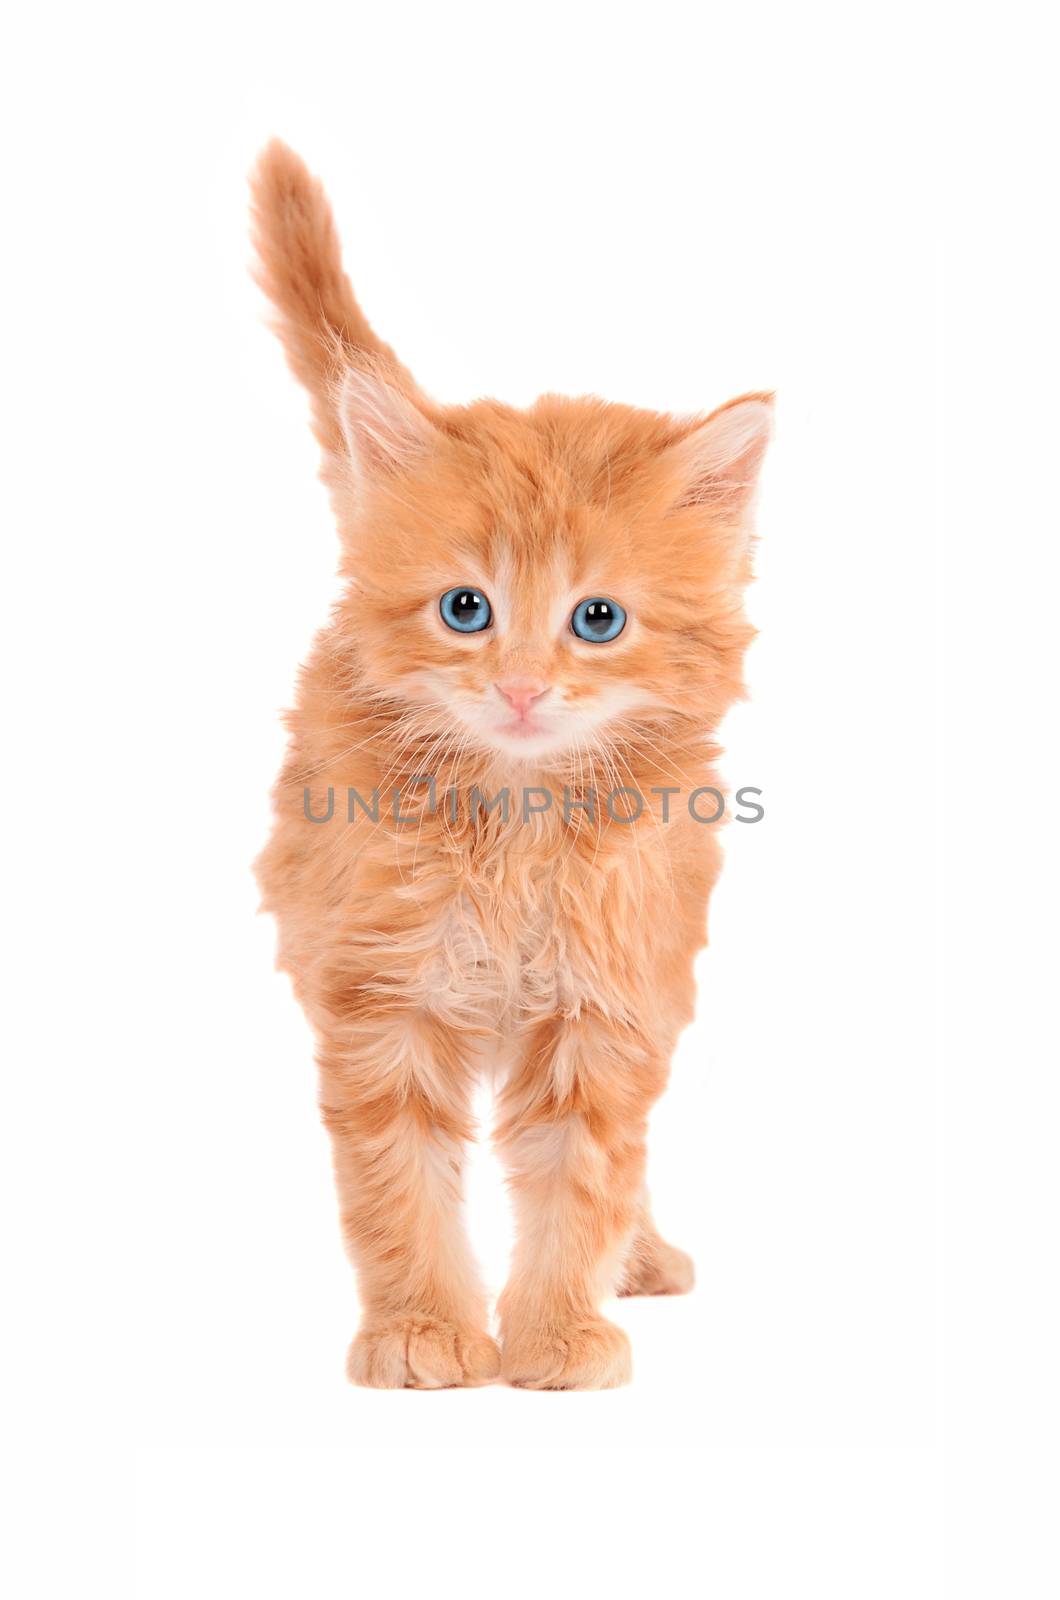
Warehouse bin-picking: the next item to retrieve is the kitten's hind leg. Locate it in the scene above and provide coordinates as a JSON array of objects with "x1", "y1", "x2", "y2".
[{"x1": 617, "y1": 1197, "x2": 695, "y2": 1297}]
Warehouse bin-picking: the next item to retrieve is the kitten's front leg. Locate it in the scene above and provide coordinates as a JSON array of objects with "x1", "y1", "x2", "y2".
[
  {"x1": 317, "y1": 1017, "x2": 499, "y2": 1389},
  {"x1": 495, "y1": 1014, "x2": 668, "y2": 1390}
]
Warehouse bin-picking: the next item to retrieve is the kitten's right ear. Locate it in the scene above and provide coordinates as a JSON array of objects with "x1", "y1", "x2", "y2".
[
  {"x1": 666, "y1": 394, "x2": 774, "y2": 520},
  {"x1": 337, "y1": 366, "x2": 440, "y2": 487}
]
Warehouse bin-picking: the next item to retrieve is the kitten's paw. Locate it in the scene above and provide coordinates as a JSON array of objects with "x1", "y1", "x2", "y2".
[
  {"x1": 347, "y1": 1316, "x2": 501, "y2": 1389},
  {"x1": 618, "y1": 1239, "x2": 695, "y2": 1297},
  {"x1": 501, "y1": 1317, "x2": 632, "y2": 1390}
]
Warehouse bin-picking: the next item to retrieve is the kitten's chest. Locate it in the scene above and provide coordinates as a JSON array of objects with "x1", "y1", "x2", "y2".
[
  {"x1": 415, "y1": 825, "x2": 652, "y2": 1035},
  {"x1": 421, "y1": 874, "x2": 582, "y2": 1034}
]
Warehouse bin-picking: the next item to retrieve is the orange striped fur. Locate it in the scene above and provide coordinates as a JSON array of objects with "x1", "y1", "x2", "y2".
[{"x1": 251, "y1": 141, "x2": 771, "y2": 1387}]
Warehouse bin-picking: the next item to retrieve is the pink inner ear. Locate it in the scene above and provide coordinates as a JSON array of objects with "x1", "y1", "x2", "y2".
[
  {"x1": 338, "y1": 366, "x2": 436, "y2": 477},
  {"x1": 674, "y1": 396, "x2": 774, "y2": 510}
]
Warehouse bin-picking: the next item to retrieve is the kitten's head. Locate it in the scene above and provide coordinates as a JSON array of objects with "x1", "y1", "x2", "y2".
[{"x1": 330, "y1": 365, "x2": 771, "y2": 769}]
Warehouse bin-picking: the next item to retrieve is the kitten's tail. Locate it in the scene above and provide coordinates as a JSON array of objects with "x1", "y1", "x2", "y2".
[{"x1": 249, "y1": 140, "x2": 414, "y2": 453}]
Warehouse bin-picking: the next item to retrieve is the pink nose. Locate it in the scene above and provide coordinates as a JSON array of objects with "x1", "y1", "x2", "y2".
[{"x1": 495, "y1": 678, "x2": 549, "y2": 718}]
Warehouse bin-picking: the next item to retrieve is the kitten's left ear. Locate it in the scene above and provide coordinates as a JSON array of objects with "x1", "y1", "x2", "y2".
[
  {"x1": 668, "y1": 394, "x2": 774, "y2": 518},
  {"x1": 337, "y1": 364, "x2": 440, "y2": 486}
]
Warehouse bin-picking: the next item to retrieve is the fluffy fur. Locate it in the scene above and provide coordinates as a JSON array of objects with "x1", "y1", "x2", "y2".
[{"x1": 251, "y1": 140, "x2": 771, "y2": 1388}]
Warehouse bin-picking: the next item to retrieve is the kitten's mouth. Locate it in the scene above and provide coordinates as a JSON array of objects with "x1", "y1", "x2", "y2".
[{"x1": 482, "y1": 712, "x2": 571, "y2": 759}]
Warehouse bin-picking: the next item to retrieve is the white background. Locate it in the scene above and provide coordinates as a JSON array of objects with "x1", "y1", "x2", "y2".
[{"x1": 2, "y1": 3, "x2": 1056, "y2": 1597}]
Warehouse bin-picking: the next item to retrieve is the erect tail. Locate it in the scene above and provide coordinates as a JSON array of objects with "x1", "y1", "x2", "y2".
[{"x1": 249, "y1": 140, "x2": 415, "y2": 454}]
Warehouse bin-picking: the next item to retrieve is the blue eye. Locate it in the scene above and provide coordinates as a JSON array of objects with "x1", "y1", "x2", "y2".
[
  {"x1": 440, "y1": 587, "x2": 492, "y2": 634},
  {"x1": 571, "y1": 597, "x2": 626, "y2": 642}
]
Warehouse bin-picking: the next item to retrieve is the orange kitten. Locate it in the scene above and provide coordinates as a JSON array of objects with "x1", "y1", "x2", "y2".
[{"x1": 250, "y1": 141, "x2": 772, "y2": 1388}]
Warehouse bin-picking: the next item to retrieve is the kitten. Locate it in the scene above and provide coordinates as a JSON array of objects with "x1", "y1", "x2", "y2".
[{"x1": 250, "y1": 141, "x2": 771, "y2": 1388}]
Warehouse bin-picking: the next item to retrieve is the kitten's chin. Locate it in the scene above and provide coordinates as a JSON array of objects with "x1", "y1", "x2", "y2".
[{"x1": 482, "y1": 723, "x2": 575, "y2": 763}]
